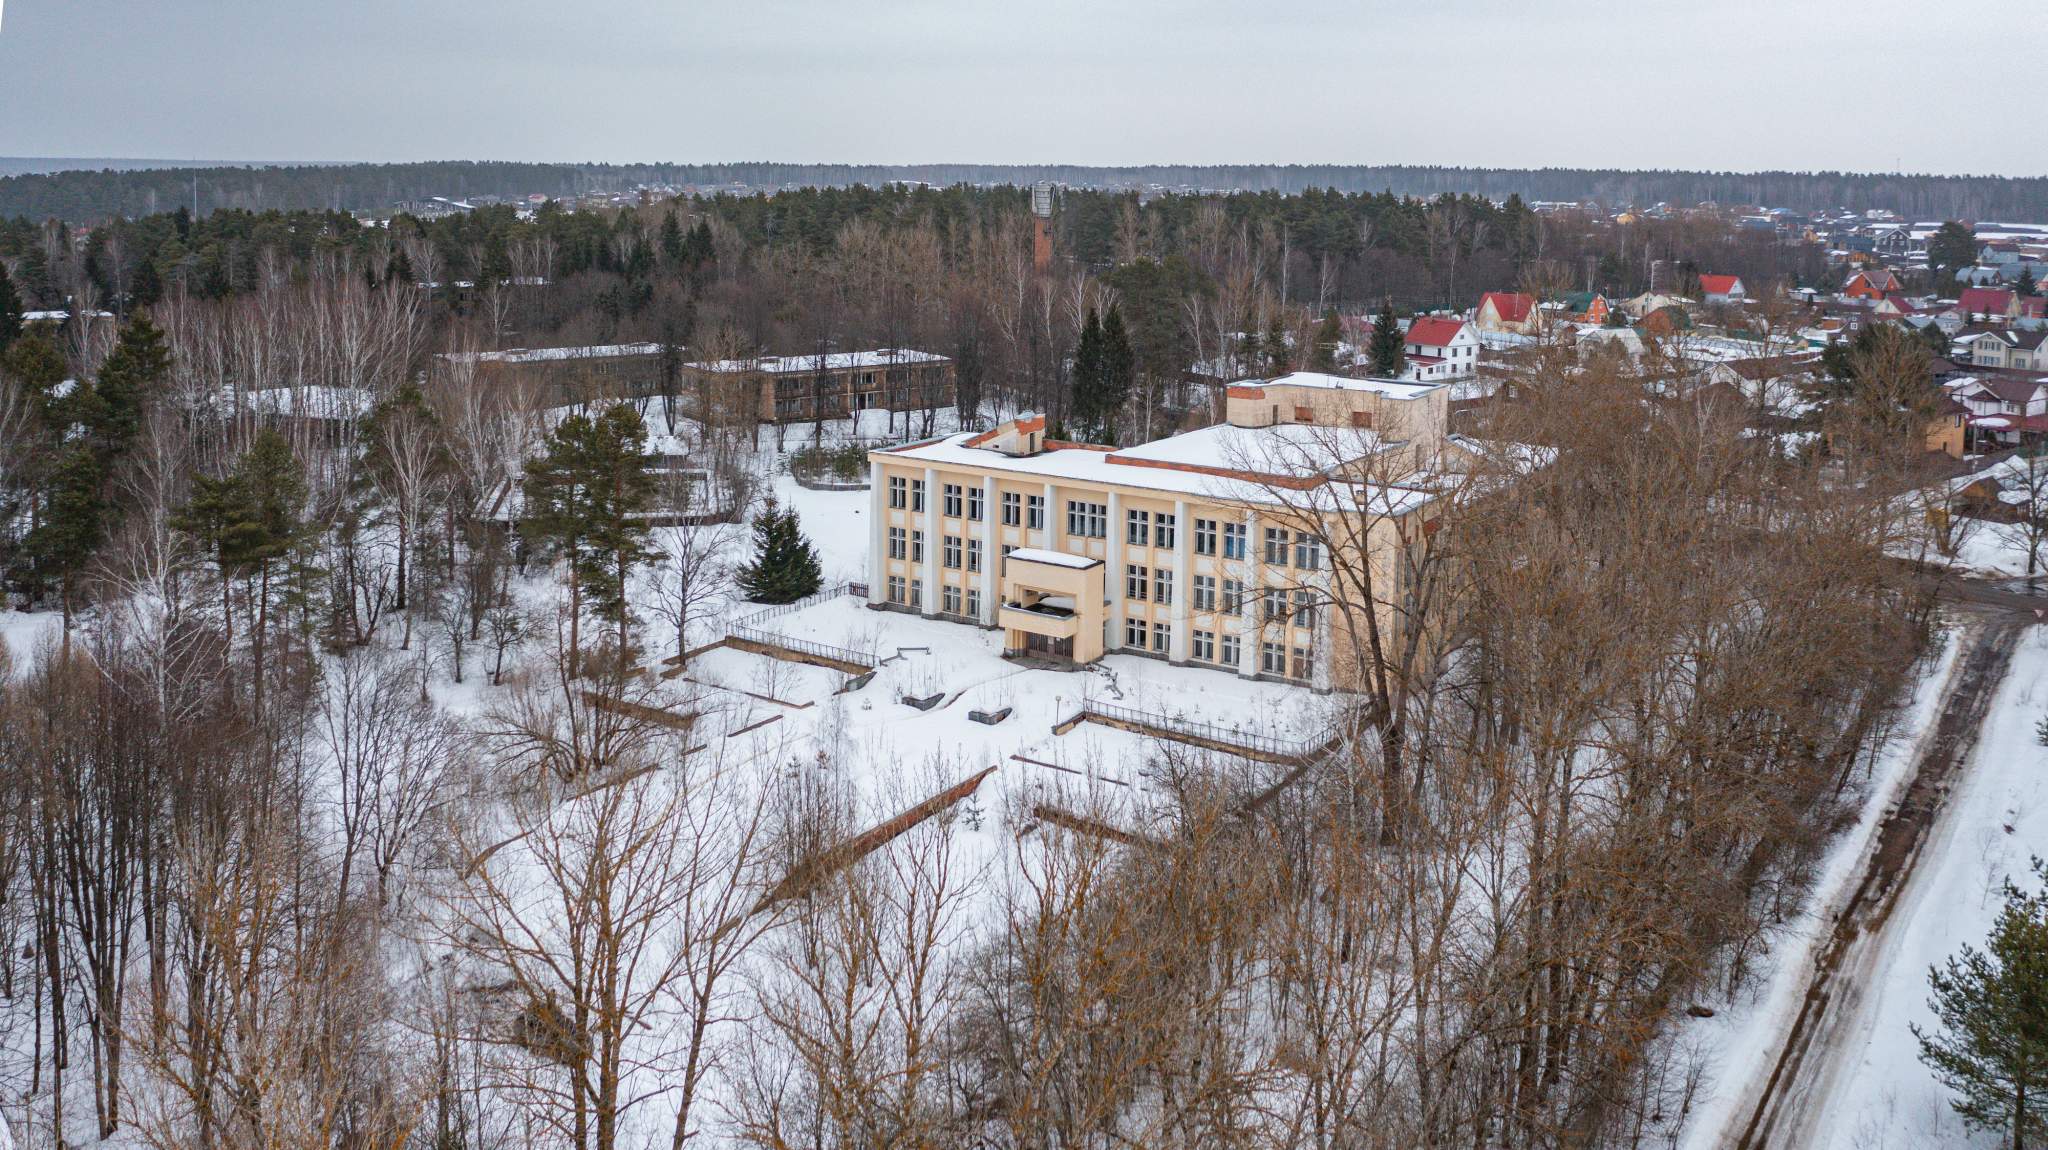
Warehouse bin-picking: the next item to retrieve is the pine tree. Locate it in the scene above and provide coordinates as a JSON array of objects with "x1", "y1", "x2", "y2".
[
  {"x1": 1913, "y1": 856, "x2": 2048, "y2": 1149},
  {"x1": 1311, "y1": 308, "x2": 1342, "y2": 372},
  {"x1": 0, "y1": 259, "x2": 21, "y2": 354},
  {"x1": 738, "y1": 497, "x2": 823, "y2": 604},
  {"x1": 22, "y1": 446, "x2": 106, "y2": 632},
  {"x1": 92, "y1": 317, "x2": 169, "y2": 451},
  {"x1": 1368, "y1": 303, "x2": 1407, "y2": 378},
  {"x1": 2020, "y1": 266, "x2": 2039, "y2": 299},
  {"x1": 522, "y1": 405, "x2": 657, "y2": 673}
]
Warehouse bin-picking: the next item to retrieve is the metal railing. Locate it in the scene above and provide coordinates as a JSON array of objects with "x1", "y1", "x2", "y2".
[
  {"x1": 1070, "y1": 695, "x2": 1328, "y2": 762},
  {"x1": 726, "y1": 584, "x2": 876, "y2": 668}
]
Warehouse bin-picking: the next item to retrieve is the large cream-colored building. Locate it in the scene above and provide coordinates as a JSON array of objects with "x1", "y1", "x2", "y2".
[{"x1": 866, "y1": 372, "x2": 1464, "y2": 692}]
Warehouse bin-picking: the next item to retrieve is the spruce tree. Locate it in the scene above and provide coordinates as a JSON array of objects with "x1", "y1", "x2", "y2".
[
  {"x1": 130, "y1": 258, "x2": 163, "y2": 310},
  {"x1": 1311, "y1": 308, "x2": 1342, "y2": 372},
  {"x1": 522, "y1": 404, "x2": 657, "y2": 673},
  {"x1": 1265, "y1": 318, "x2": 1292, "y2": 375},
  {"x1": 1914, "y1": 857, "x2": 2048, "y2": 1148},
  {"x1": 1368, "y1": 303, "x2": 1407, "y2": 378},
  {"x1": 738, "y1": 497, "x2": 823, "y2": 604},
  {"x1": 1069, "y1": 307, "x2": 1106, "y2": 443},
  {"x1": 1099, "y1": 304, "x2": 1134, "y2": 444},
  {"x1": 660, "y1": 211, "x2": 685, "y2": 266},
  {"x1": 2021, "y1": 266, "x2": 2039, "y2": 299},
  {"x1": 0, "y1": 259, "x2": 21, "y2": 354},
  {"x1": 93, "y1": 317, "x2": 169, "y2": 450}
]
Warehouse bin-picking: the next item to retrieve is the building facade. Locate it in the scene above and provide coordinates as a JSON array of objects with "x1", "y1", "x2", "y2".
[
  {"x1": 866, "y1": 372, "x2": 1461, "y2": 693},
  {"x1": 684, "y1": 349, "x2": 954, "y2": 425},
  {"x1": 437, "y1": 343, "x2": 670, "y2": 406}
]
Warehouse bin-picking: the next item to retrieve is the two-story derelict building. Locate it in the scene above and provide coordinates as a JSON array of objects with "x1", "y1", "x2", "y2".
[{"x1": 866, "y1": 372, "x2": 1473, "y2": 693}]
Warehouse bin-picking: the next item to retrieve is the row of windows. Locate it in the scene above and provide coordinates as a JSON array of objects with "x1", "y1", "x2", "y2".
[
  {"x1": 892, "y1": 476, "x2": 1321, "y2": 571},
  {"x1": 939, "y1": 585, "x2": 984, "y2": 618},
  {"x1": 1125, "y1": 509, "x2": 1177, "y2": 548},
  {"x1": 1124, "y1": 565, "x2": 1175, "y2": 605}
]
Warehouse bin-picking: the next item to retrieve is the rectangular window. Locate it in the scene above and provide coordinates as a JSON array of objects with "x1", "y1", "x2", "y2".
[
  {"x1": 1292, "y1": 588, "x2": 1317, "y2": 630},
  {"x1": 1265, "y1": 527, "x2": 1291, "y2": 565},
  {"x1": 911, "y1": 531, "x2": 924, "y2": 563},
  {"x1": 1221, "y1": 634, "x2": 1241, "y2": 666},
  {"x1": 1154, "y1": 567, "x2": 1174, "y2": 605},
  {"x1": 1194, "y1": 518, "x2": 1217, "y2": 556},
  {"x1": 966, "y1": 588, "x2": 981, "y2": 618},
  {"x1": 943, "y1": 483, "x2": 962, "y2": 517},
  {"x1": 1223, "y1": 578, "x2": 1245, "y2": 617},
  {"x1": 1001, "y1": 491, "x2": 1021, "y2": 526},
  {"x1": 943, "y1": 535, "x2": 962, "y2": 569},
  {"x1": 1192, "y1": 630, "x2": 1215, "y2": 661},
  {"x1": 887, "y1": 575, "x2": 906, "y2": 604},
  {"x1": 1027, "y1": 495, "x2": 1045, "y2": 530},
  {"x1": 888, "y1": 527, "x2": 907, "y2": 560},
  {"x1": 1126, "y1": 509, "x2": 1151, "y2": 546},
  {"x1": 1001, "y1": 544, "x2": 1015, "y2": 558},
  {"x1": 1294, "y1": 533, "x2": 1322, "y2": 571},
  {"x1": 888, "y1": 475, "x2": 907, "y2": 509},
  {"x1": 1067, "y1": 501, "x2": 1106, "y2": 538},
  {"x1": 968, "y1": 487, "x2": 984, "y2": 521},
  {"x1": 1291, "y1": 645, "x2": 1313, "y2": 681},
  {"x1": 1193, "y1": 574, "x2": 1216, "y2": 611},
  {"x1": 1262, "y1": 588, "x2": 1287, "y2": 623},
  {"x1": 1125, "y1": 618, "x2": 1148, "y2": 648},
  {"x1": 1155, "y1": 513, "x2": 1176, "y2": 549},
  {"x1": 967, "y1": 539, "x2": 982, "y2": 573},
  {"x1": 910, "y1": 579, "x2": 923, "y2": 608},
  {"x1": 1152, "y1": 622, "x2": 1170, "y2": 652},
  {"x1": 1223, "y1": 522, "x2": 1247, "y2": 560},
  {"x1": 910, "y1": 479, "x2": 925, "y2": 513},
  {"x1": 1261, "y1": 641, "x2": 1287, "y2": 674},
  {"x1": 942, "y1": 584, "x2": 962, "y2": 615},
  {"x1": 1127, "y1": 564, "x2": 1150, "y2": 601}
]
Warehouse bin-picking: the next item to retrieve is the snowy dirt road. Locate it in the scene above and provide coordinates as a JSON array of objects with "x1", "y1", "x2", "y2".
[{"x1": 1729, "y1": 620, "x2": 2028, "y2": 1150}]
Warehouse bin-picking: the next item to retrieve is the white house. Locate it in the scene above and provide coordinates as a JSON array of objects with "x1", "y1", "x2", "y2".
[
  {"x1": 1400, "y1": 317, "x2": 1479, "y2": 381},
  {"x1": 1699, "y1": 274, "x2": 1746, "y2": 305}
]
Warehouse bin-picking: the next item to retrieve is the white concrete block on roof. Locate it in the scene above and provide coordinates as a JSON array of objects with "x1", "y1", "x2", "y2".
[{"x1": 1005, "y1": 547, "x2": 1099, "y2": 569}]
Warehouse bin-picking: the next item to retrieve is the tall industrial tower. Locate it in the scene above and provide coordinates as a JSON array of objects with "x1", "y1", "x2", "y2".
[{"x1": 1031, "y1": 181, "x2": 1054, "y2": 272}]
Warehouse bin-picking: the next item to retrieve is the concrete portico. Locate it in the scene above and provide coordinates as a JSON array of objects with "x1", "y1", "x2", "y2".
[{"x1": 999, "y1": 549, "x2": 1105, "y2": 663}]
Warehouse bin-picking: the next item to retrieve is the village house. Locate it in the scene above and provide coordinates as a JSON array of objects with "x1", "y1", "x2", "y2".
[
  {"x1": 1950, "y1": 374, "x2": 2048, "y2": 449},
  {"x1": 1844, "y1": 268, "x2": 1903, "y2": 301},
  {"x1": 1474, "y1": 291, "x2": 1539, "y2": 334},
  {"x1": 1955, "y1": 328, "x2": 2048, "y2": 372},
  {"x1": 1561, "y1": 292, "x2": 1611, "y2": 324},
  {"x1": 1400, "y1": 317, "x2": 1479, "y2": 380},
  {"x1": 1699, "y1": 274, "x2": 1746, "y2": 304},
  {"x1": 683, "y1": 349, "x2": 955, "y2": 426},
  {"x1": 1958, "y1": 287, "x2": 2020, "y2": 322},
  {"x1": 866, "y1": 372, "x2": 1471, "y2": 692}
]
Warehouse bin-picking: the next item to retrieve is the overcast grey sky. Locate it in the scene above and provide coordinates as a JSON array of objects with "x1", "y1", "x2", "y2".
[{"x1": 0, "y1": 0, "x2": 2038, "y2": 174}]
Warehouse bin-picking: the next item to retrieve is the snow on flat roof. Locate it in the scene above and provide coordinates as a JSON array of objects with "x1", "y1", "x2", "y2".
[
  {"x1": 1242, "y1": 371, "x2": 1443, "y2": 399},
  {"x1": 1110, "y1": 422, "x2": 1386, "y2": 478},
  {"x1": 687, "y1": 349, "x2": 949, "y2": 374},
  {"x1": 443, "y1": 343, "x2": 664, "y2": 365},
  {"x1": 1004, "y1": 547, "x2": 1099, "y2": 569},
  {"x1": 882, "y1": 427, "x2": 1435, "y2": 514}
]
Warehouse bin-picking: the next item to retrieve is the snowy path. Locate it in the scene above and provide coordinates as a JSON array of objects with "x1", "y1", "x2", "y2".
[{"x1": 1727, "y1": 621, "x2": 2036, "y2": 1149}]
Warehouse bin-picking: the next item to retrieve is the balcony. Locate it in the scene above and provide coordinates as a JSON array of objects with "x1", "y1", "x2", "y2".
[{"x1": 1000, "y1": 599, "x2": 1081, "y2": 639}]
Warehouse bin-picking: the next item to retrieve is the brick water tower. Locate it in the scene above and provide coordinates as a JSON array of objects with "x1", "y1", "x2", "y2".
[{"x1": 1031, "y1": 181, "x2": 1054, "y2": 272}]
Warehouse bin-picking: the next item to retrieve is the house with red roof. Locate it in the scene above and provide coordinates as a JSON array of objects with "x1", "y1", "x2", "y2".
[
  {"x1": 1474, "y1": 291, "x2": 1538, "y2": 334},
  {"x1": 1699, "y1": 274, "x2": 1746, "y2": 304},
  {"x1": 1400, "y1": 317, "x2": 1479, "y2": 380},
  {"x1": 1844, "y1": 269, "x2": 1902, "y2": 301},
  {"x1": 1958, "y1": 286, "x2": 2019, "y2": 321}
]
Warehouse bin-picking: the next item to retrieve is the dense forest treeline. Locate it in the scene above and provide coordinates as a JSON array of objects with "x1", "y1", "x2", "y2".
[{"x1": 5, "y1": 160, "x2": 2048, "y2": 224}]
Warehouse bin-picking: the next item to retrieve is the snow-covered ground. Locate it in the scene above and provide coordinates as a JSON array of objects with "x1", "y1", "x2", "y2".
[
  {"x1": 1794, "y1": 625, "x2": 2048, "y2": 1149},
  {"x1": 1673, "y1": 626, "x2": 1963, "y2": 1149}
]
